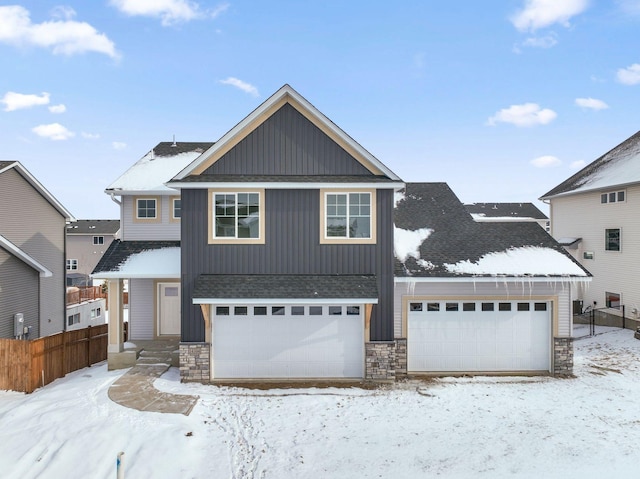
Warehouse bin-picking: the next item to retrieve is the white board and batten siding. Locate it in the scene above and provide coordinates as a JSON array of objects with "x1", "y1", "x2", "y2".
[
  {"x1": 120, "y1": 196, "x2": 180, "y2": 241},
  {"x1": 550, "y1": 185, "x2": 640, "y2": 316},
  {"x1": 128, "y1": 278, "x2": 154, "y2": 340}
]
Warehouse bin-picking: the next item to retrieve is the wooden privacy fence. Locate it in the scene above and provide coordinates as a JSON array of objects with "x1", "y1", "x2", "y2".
[{"x1": 0, "y1": 324, "x2": 108, "y2": 393}]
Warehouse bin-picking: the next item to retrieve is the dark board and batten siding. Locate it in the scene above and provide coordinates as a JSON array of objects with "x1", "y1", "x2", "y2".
[
  {"x1": 181, "y1": 188, "x2": 395, "y2": 342},
  {"x1": 204, "y1": 104, "x2": 373, "y2": 177}
]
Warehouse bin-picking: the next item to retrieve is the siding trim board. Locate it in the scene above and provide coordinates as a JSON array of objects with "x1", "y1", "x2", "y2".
[{"x1": 0, "y1": 235, "x2": 52, "y2": 277}]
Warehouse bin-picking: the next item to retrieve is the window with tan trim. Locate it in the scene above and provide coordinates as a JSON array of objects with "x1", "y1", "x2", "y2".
[
  {"x1": 208, "y1": 189, "x2": 265, "y2": 244},
  {"x1": 133, "y1": 196, "x2": 162, "y2": 223},
  {"x1": 170, "y1": 197, "x2": 181, "y2": 222},
  {"x1": 320, "y1": 189, "x2": 376, "y2": 244}
]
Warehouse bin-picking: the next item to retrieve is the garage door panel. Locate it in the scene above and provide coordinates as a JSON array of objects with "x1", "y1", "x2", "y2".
[{"x1": 408, "y1": 300, "x2": 551, "y2": 373}]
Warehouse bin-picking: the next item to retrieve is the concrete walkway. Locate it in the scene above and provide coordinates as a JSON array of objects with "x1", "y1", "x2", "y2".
[{"x1": 108, "y1": 340, "x2": 198, "y2": 416}]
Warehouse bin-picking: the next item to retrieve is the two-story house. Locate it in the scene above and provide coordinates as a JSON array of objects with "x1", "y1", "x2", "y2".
[
  {"x1": 0, "y1": 161, "x2": 74, "y2": 339},
  {"x1": 66, "y1": 219, "x2": 120, "y2": 286},
  {"x1": 96, "y1": 85, "x2": 589, "y2": 379},
  {"x1": 541, "y1": 130, "x2": 640, "y2": 327}
]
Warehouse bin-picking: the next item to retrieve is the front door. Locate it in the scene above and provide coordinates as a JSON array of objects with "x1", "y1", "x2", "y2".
[{"x1": 158, "y1": 282, "x2": 181, "y2": 336}]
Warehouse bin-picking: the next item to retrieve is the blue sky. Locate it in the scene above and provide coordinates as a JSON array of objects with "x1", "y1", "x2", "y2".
[{"x1": 1, "y1": 0, "x2": 639, "y2": 219}]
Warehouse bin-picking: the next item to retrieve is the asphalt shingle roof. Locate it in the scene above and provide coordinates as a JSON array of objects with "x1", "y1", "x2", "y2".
[
  {"x1": 171, "y1": 174, "x2": 398, "y2": 184},
  {"x1": 464, "y1": 203, "x2": 548, "y2": 220},
  {"x1": 67, "y1": 219, "x2": 120, "y2": 235},
  {"x1": 395, "y1": 183, "x2": 589, "y2": 277},
  {"x1": 92, "y1": 240, "x2": 180, "y2": 274},
  {"x1": 193, "y1": 274, "x2": 378, "y2": 300}
]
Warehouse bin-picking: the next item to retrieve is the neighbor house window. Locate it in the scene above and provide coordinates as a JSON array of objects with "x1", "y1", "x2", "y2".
[
  {"x1": 66, "y1": 259, "x2": 78, "y2": 270},
  {"x1": 605, "y1": 228, "x2": 620, "y2": 251},
  {"x1": 172, "y1": 198, "x2": 181, "y2": 220},
  {"x1": 136, "y1": 198, "x2": 157, "y2": 219},
  {"x1": 92, "y1": 236, "x2": 104, "y2": 245},
  {"x1": 209, "y1": 190, "x2": 264, "y2": 243},
  {"x1": 606, "y1": 292, "x2": 620, "y2": 309},
  {"x1": 601, "y1": 190, "x2": 626, "y2": 204},
  {"x1": 67, "y1": 313, "x2": 80, "y2": 326}
]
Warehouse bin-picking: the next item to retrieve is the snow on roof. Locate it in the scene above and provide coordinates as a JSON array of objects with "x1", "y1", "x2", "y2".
[
  {"x1": 394, "y1": 226, "x2": 432, "y2": 263},
  {"x1": 469, "y1": 214, "x2": 539, "y2": 223},
  {"x1": 107, "y1": 143, "x2": 211, "y2": 193},
  {"x1": 95, "y1": 247, "x2": 180, "y2": 279},
  {"x1": 444, "y1": 246, "x2": 588, "y2": 276}
]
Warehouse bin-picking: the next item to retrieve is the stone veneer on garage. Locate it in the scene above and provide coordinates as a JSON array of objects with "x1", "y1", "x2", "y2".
[
  {"x1": 179, "y1": 343, "x2": 210, "y2": 382},
  {"x1": 365, "y1": 342, "x2": 396, "y2": 380},
  {"x1": 553, "y1": 337, "x2": 573, "y2": 375}
]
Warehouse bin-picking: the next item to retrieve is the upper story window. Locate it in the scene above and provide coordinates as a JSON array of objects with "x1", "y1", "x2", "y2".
[
  {"x1": 66, "y1": 259, "x2": 78, "y2": 270},
  {"x1": 171, "y1": 197, "x2": 181, "y2": 222},
  {"x1": 605, "y1": 228, "x2": 620, "y2": 251},
  {"x1": 133, "y1": 196, "x2": 161, "y2": 223},
  {"x1": 92, "y1": 236, "x2": 104, "y2": 245},
  {"x1": 601, "y1": 190, "x2": 625, "y2": 204},
  {"x1": 320, "y1": 189, "x2": 376, "y2": 244},
  {"x1": 208, "y1": 189, "x2": 265, "y2": 244}
]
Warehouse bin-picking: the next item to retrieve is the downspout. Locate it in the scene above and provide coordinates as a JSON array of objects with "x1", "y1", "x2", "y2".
[{"x1": 109, "y1": 192, "x2": 123, "y2": 239}]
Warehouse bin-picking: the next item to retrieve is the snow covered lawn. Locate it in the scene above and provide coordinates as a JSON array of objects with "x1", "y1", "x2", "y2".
[{"x1": 1, "y1": 327, "x2": 640, "y2": 478}]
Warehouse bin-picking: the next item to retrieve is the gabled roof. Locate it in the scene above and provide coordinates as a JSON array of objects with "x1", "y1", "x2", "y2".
[
  {"x1": 0, "y1": 161, "x2": 74, "y2": 221},
  {"x1": 0, "y1": 235, "x2": 52, "y2": 277},
  {"x1": 105, "y1": 142, "x2": 213, "y2": 195},
  {"x1": 464, "y1": 202, "x2": 548, "y2": 221},
  {"x1": 92, "y1": 240, "x2": 180, "y2": 279},
  {"x1": 66, "y1": 219, "x2": 120, "y2": 235},
  {"x1": 173, "y1": 84, "x2": 402, "y2": 182},
  {"x1": 541, "y1": 130, "x2": 640, "y2": 199},
  {"x1": 192, "y1": 274, "x2": 378, "y2": 304},
  {"x1": 395, "y1": 183, "x2": 590, "y2": 278}
]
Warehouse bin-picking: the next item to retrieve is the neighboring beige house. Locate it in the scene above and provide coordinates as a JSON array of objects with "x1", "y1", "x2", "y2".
[
  {"x1": 0, "y1": 161, "x2": 75, "y2": 339},
  {"x1": 464, "y1": 203, "x2": 550, "y2": 231},
  {"x1": 66, "y1": 220, "x2": 120, "y2": 286},
  {"x1": 540, "y1": 130, "x2": 640, "y2": 324}
]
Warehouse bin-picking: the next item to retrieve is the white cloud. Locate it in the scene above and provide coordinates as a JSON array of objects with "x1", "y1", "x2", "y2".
[
  {"x1": 570, "y1": 160, "x2": 586, "y2": 169},
  {"x1": 616, "y1": 0, "x2": 640, "y2": 15},
  {"x1": 32, "y1": 123, "x2": 75, "y2": 140},
  {"x1": 110, "y1": 0, "x2": 228, "y2": 26},
  {"x1": 487, "y1": 103, "x2": 557, "y2": 127},
  {"x1": 219, "y1": 77, "x2": 259, "y2": 97},
  {"x1": 531, "y1": 155, "x2": 561, "y2": 168},
  {"x1": 82, "y1": 132, "x2": 100, "y2": 139},
  {"x1": 112, "y1": 141, "x2": 127, "y2": 150},
  {"x1": 522, "y1": 34, "x2": 558, "y2": 48},
  {"x1": 1, "y1": 91, "x2": 50, "y2": 111},
  {"x1": 48, "y1": 104, "x2": 66, "y2": 114},
  {"x1": 0, "y1": 6, "x2": 118, "y2": 58},
  {"x1": 617, "y1": 63, "x2": 640, "y2": 85},
  {"x1": 575, "y1": 97, "x2": 609, "y2": 110},
  {"x1": 511, "y1": 0, "x2": 589, "y2": 32}
]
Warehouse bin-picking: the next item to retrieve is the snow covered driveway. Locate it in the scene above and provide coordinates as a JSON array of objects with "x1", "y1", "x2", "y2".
[{"x1": 1, "y1": 327, "x2": 639, "y2": 478}]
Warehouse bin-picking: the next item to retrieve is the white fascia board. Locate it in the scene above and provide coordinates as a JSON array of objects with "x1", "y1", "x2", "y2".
[
  {"x1": 0, "y1": 235, "x2": 53, "y2": 277},
  {"x1": 193, "y1": 298, "x2": 379, "y2": 305},
  {"x1": 395, "y1": 276, "x2": 591, "y2": 283},
  {"x1": 172, "y1": 181, "x2": 403, "y2": 190},
  {"x1": 104, "y1": 189, "x2": 178, "y2": 196},
  {"x1": 174, "y1": 85, "x2": 402, "y2": 181},
  {"x1": 93, "y1": 272, "x2": 180, "y2": 279}
]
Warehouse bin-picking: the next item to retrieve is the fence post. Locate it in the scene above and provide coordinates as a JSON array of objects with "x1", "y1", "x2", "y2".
[
  {"x1": 87, "y1": 325, "x2": 92, "y2": 368},
  {"x1": 622, "y1": 305, "x2": 626, "y2": 330}
]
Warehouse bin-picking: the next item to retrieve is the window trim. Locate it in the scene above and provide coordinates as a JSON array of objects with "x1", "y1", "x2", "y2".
[
  {"x1": 601, "y1": 190, "x2": 626, "y2": 204},
  {"x1": 92, "y1": 236, "x2": 104, "y2": 245},
  {"x1": 605, "y1": 292, "x2": 621, "y2": 309},
  {"x1": 319, "y1": 188, "x2": 377, "y2": 244},
  {"x1": 605, "y1": 228, "x2": 621, "y2": 252},
  {"x1": 208, "y1": 188, "x2": 265, "y2": 244},
  {"x1": 170, "y1": 196, "x2": 181, "y2": 223},
  {"x1": 66, "y1": 259, "x2": 78, "y2": 271},
  {"x1": 133, "y1": 196, "x2": 161, "y2": 223}
]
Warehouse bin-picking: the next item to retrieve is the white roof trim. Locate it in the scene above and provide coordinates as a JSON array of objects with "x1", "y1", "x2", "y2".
[
  {"x1": 395, "y1": 276, "x2": 591, "y2": 283},
  {"x1": 193, "y1": 298, "x2": 379, "y2": 305},
  {"x1": 0, "y1": 235, "x2": 52, "y2": 277},
  {"x1": 174, "y1": 85, "x2": 402, "y2": 181},
  {"x1": 171, "y1": 181, "x2": 403, "y2": 190},
  {"x1": 104, "y1": 189, "x2": 179, "y2": 196},
  {"x1": 0, "y1": 161, "x2": 75, "y2": 221}
]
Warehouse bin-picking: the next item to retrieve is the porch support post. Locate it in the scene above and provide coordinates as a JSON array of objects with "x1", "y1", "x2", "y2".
[
  {"x1": 200, "y1": 304, "x2": 212, "y2": 344},
  {"x1": 364, "y1": 303, "x2": 373, "y2": 342},
  {"x1": 107, "y1": 279, "x2": 124, "y2": 354}
]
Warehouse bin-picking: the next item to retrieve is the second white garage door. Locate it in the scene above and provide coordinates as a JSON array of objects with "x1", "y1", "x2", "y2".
[
  {"x1": 213, "y1": 304, "x2": 364, "y2": 379},
  {"x1": 408, "y1": 300, "x2": 551, "y2": 373}
]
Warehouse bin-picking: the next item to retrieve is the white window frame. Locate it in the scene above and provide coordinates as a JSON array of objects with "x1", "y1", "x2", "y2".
[
  {"x1": 171, "y1": 197, "x2": 181, "y2": 221},
  {"x1": 605, "y1": 228, "x2": 621, "y2": 252},
  {"x1": 208, "y1": 189, "x2": 265, "y2": 244},
  {"x1": 66, "y1": 259, "x2": 78, "y2": 270},
  {"x1": 134, "y1": 197, "x2": 160, "y2": 222},
  {"x1": 92, "y1": 236, "x2": 104, "y2": 245},
  {"x1": 601, "y1": 190, "x2": 626, "y2": 204},
  {"x1": 320, "y1": 189, "x2": 376, "y2": 244}
]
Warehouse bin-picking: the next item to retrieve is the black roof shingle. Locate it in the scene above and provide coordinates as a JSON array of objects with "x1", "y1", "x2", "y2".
[{"x1": 92, "y1": 240, "x2": 180, "y2": 275}]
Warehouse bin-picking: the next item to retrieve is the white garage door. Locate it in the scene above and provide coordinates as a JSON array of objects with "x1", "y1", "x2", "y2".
[
  {"x1": 213, "y1": 304, "x2": 364, "y2": 379},
  {"x1": 408, "y1": 300, "x2": 551, "y2": 373}
]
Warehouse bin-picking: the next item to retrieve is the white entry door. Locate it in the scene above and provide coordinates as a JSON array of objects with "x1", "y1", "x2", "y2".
[
  {"x1": 408, "y1": 300, "x2": 551, "y2": 373},
  {"x1": 158, "y1": 282, "x2": 181, "y2": 336}
]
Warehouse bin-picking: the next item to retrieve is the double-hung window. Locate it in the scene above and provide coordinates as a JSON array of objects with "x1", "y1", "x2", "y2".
[
  {"x1": 605, "y1": 228, "x2": 620, "y2": 251},
  {"x1": 171, "y1": 197, "x2": 181, "y2": 221},
  {"x1": 322, "y1": 190, "x2": 376, "y2": 243},
  {"x1": 210, "y1": 190, "x2": 264, "y2": 243}
]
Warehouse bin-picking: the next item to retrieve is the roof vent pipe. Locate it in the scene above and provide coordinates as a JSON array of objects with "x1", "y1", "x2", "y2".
[{"x1": 171, "y1": 135, "x2": 177, "y2": 147}]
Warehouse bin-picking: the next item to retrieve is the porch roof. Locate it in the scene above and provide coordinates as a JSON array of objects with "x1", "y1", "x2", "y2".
[{"x1": 92, "y1": 240, "x2": 180, "y2": 279}]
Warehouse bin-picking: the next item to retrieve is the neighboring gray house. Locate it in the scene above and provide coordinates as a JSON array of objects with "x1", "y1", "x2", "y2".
[
  {"x1": 465, "y1": 202, "x2": 550, "y2": 231},
  {"x1": 66, "y1": 220, "x2": 120, "y2": 286},
  {"x1": 95, "y1": 85, "x2": 588, "y2": 379},
  {"x1": 0, "y1": 161, "x2": 75, "y2": 339},
  {"x1": 541, "y1": 129, "x2": 640, "y2": 326}
]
